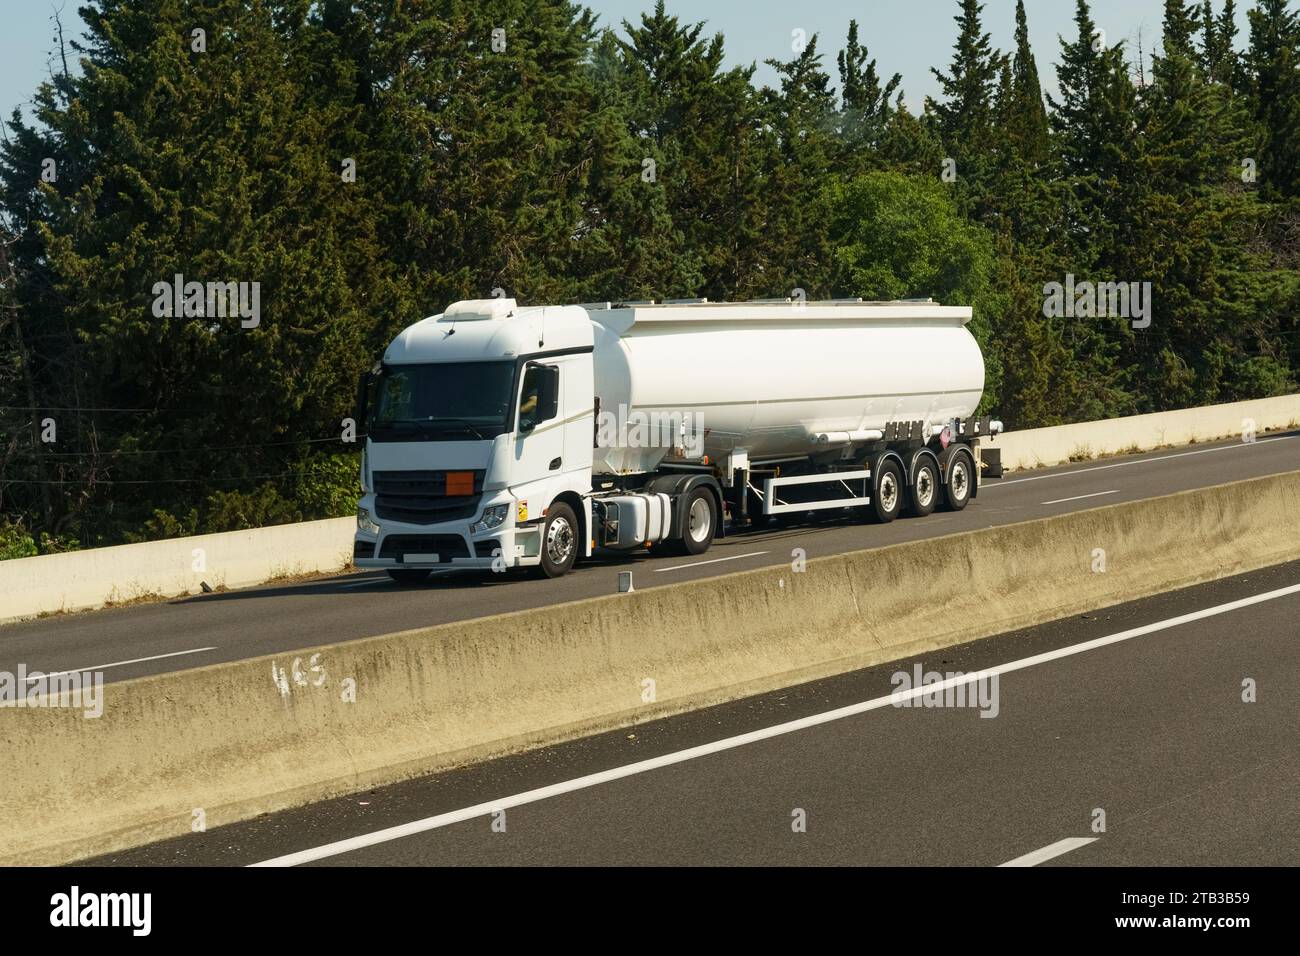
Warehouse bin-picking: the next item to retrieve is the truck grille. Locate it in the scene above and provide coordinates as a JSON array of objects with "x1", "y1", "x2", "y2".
[{"x1": 373, "y1": 470, "x2": 485, "y2": 525}]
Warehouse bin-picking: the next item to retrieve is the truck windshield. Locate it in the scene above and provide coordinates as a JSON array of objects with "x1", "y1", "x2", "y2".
[{"x1": 370, "y1": 362, "x2": 515, "y2": 442}]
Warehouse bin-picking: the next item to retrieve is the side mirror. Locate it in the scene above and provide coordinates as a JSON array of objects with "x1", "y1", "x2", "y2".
[
  {"x1": 519, "y1": 364, "x2": 560, "y2": 433},
  {"x1": 355, "y1": 370, "x2": 374, "y2": 434}
]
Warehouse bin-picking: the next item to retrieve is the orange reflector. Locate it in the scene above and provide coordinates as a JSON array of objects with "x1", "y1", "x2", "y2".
[{"x1": 446, "y1": 471, "x2": 474, "y2": 496}]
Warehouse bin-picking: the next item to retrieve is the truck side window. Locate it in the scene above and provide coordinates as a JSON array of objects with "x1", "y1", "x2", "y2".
[{"x1": 519, "y1": 364, "x2": 559, "y2": 432}]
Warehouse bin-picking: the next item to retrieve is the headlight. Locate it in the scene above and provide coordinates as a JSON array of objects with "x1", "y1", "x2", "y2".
[
  {"x1": 471, "y1": 503, "x2": 510, "y2": 534},
  {"x1": 356, "y1": 507, "x2": 380, "y2": 536}
]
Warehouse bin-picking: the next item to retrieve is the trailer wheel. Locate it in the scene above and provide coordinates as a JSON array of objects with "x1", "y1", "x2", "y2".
[
  {"x1": 908, "y1": 457, "x2": 940, "y2": 517},
  {"x1": 536, "y1": 502, "x2": 579, "y2": 578},
  {"x1": 680, "y1": 487, "x2": 717, "y2": 555},
  {"x1": 386, "y1": 569, "x2": 431, "y2": 584},
  {"x1": 870, "y1": 459, "x2": 905, "y2": 523},
  {"x1": 942, "y1": 449, "x2": 975, "y2": 512}
]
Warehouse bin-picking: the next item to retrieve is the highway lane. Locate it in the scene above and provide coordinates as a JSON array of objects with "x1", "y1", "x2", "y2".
[
  {"x1": 88, "y1": 557, "x2": 1300, "y2": 866},
  {"x1": 3, "y1": 431, "x2": 1297, "y2": 684}
]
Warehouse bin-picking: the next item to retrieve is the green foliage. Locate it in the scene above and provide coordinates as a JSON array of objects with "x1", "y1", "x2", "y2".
[
  {"x1": 837, "y1": 20, "x2": 902, "y2": 163},
  {"x1": 0, "y1": 518, "x2": 38, "y2": 560},
  {"x1": 827, "y1": 172, "x2": 993, "y2": 304},
  {"x1": 826, "y1": 171, "x2": 1004, "y2": 410},
  {"x1": 294, "y1": 450, "x2": 363, "y2": 519},
  {"x1": 1, "y1": 0, "x2": 1297, "y2": 554}
]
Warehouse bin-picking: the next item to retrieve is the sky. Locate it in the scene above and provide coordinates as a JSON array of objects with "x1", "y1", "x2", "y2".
[{"x1": 0, "y1": 0, "x2": 1258, "y2": 126}]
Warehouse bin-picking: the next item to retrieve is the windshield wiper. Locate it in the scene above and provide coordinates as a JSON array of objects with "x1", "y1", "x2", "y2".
[
  {"x1": 373, "y1": 418, "x2": 493, "y2": 440},
  {"x1": 425, "y1": 418, "x2": 490, "y2": 440}
]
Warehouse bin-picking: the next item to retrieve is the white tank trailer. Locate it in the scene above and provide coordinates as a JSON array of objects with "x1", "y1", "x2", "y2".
[{"x1": 354, "y1": 298, "x2": 1002, "y2": 579}]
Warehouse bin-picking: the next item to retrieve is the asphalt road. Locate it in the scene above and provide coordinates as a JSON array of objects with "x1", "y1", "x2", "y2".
[
  {"x1": 89, "y1": 557, "x2": 1300, "y2": 866},
  {"x1": 3, "y1": 432, "x2": 1298, "y2": 684}
]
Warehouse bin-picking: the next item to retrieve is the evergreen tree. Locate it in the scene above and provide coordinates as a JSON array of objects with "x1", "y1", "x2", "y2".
[
  {"x1": 1163, "y1": 0, "x2": 1203, "y2": 61},
  {"x1": 762, "y1": 35, "x2": 839, "y2": 297},
  {"x1": 3, "y1": 0, "x2": 391, "y2": 543},
  {"x1": 1, "y1": 0, "x2": 1298, "y2": 547},
  {"x1": 1201, "y1": 0, "x2": 1241, "y2": 84},
  {"x1": 574, "y1": 30, "x2": 701, "y2": 300},
  {"x1": 1123, "y1": 0, "x2": 1285, "y2": 408},
  {"x1": 929, "y1": 0, "x2": 1001, "y2": 145},
  {"x1": 871, "y1": 95, "x2": 940, "y2": 175},
  {"x1": 836, "y1": 20, "x2": 902, "y2": 164},
  {"x1": 1006, "y1": 0, "x2": 1050, "y2": 167},
  {"x1": 613, "y1": 1, "x2": 773, "y2": 297},
  {"x1": 1246, "y1": 0, "x2": 1300, "y2": 198}
]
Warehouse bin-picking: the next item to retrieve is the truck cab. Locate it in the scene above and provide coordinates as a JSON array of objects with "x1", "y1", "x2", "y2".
[{"x1": 354, "y1": 299, "x2": 597, "y2": 580}]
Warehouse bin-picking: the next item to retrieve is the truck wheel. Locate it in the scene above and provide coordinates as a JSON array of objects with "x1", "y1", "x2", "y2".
[
  {"x1": 942, "y1": 450, "x2": 975, "y2": 511},
  {"x1": 387, "y1": 569, "x2": 431, "y2": 584},
  {"x1": 908, "y1": 457, "x2": 939, "y2": 517},
  {"x1": 870, "y1": 459, "x2": 904, "y2": 523},
  {"x1": 537, "y1": 502, "x2": 579, "y2": 578},
  {"x1": 680, "y1": 487, "x2": 717, "y2": 555}
]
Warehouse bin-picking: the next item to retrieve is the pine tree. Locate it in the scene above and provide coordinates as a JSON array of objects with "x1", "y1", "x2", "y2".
[
  {"x1": 573, "y1": 30, "x2": 701, "y2": 300},
  {"x1": 1163, "y1": 0, "x2": 1203, "y2": 61},
  {"x1": 928, "y1": 0, "x2": 1003, "y2": 154},
  {"x1": 1126, "y1": 0, "x2": 1279, "y2": 407},
  {"x1": 836, "y1": 20, "x2": 901, "y2": 164},
  {"x1": 1050, "y1": 1, "x2": 1115, "y2": 179},
  {"x1": 878, "y1": 95, "x2": 948, "y2": 176},
  {"x1": 1200, "y1": 0, "x2": 1240, "y2": 84},
  {"x1": 1, "y1": 0, "x2": 395, "y2": 542},
  {"x1": 1006, "y1": 0, "x2": 1050, "y2": 167},
  {"x1": 1218, "y1": 0, "x2": 1246, "y2": 91},
  {"x1": 1246, "y1": 0, "x2": 1300, "y2": 198},
  {"x1": 613, "y1": 1, "x2": 773, "y2": 298},
  {"x1": 761, "y1": 35, "x2": 839, "y2": 297}
]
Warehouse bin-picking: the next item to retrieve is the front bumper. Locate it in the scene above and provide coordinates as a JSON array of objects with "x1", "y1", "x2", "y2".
[{"x1": 354, "y1": 494, "x2": 542, "y2": 570}]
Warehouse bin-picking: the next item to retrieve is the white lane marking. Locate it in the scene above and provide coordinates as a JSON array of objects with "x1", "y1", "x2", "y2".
[
  {"x1": 989, "y1": 435, "x2": 1295, "y2": 487},
  {"x1": 23, "y1": 646, "x2": 218, "y2": 681},
  {"x1": 249, "y1": 580, "x2": 1300, "y2": 867},
  {"x1": 1042, "y1": 490, "x2": 1119, "y2": 505},
  {"x1": 653, "y1": 551, "x2": 770, "y2": 573},
  {"x1": 999, "y1": 837, "x2": 1098, "y2": 867}
]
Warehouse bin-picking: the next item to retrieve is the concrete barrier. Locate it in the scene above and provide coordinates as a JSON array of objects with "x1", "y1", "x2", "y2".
[
  {"x1": 3, "y1": 469, "x2": 1298, "y2": 865},
  {"x1": 4, "y1": 394, "x2": 1297, "y2": 624},
  {"x1": 0, "y1": 517, "x2": 354, "y2": 624},
  {"x1": 990, "y1": 393, "x2": 1300, "y2": 471}
]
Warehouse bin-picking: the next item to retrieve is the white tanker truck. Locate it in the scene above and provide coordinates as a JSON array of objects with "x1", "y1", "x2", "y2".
[{"x1": 353, "y1": 297, "x2": 1002, "y2": 580}]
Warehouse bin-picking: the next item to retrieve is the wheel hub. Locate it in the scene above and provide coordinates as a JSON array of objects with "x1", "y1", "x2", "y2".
[
  {"x1": 546, "y1": 516, "x2": 574, "y2": 564},
  {"x1": 880, "y1": 474, "x2": 898, "y2": 512},
  {"x1": 952, "y1": 464, "x2": 968, "y2": 498},
  {"x1": 917, "y1": 470, "x2": 934, "y2": 506},
  {"x1": 688, "y1": 497, "x2": 712, "y2": 541}
]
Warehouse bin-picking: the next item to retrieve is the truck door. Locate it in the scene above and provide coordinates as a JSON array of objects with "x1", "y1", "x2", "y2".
[{"x1": 513, "y1": 362, "x2": 565, "y2": 503}]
